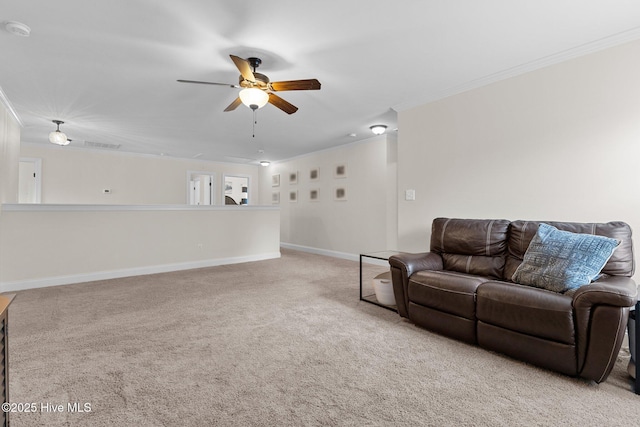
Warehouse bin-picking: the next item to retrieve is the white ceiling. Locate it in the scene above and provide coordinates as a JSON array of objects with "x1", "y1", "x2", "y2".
[{"x1": 2, "y1": 1, "x2": 640, "y2": 164}]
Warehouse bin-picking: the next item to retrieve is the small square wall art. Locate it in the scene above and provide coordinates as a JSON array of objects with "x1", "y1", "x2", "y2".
[
  {"x1": 309, "y1": 167, "x2": 319, "y2": 181},
  {"x1": 289, "y1": 171, "x2": 298, "y2": 185},
  {"x1": 334, "y1": 187, "x2": 347, "y2": 201},
  {"x1": 334, "y1": 164, "x2": 347, "y2": 178}
]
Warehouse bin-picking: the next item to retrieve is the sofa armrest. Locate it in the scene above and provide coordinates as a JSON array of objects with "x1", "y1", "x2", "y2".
[
  {"x1": 572, "y1": 276, "x2": 638, "y2": 309},
  {"x1": 572, "y1": 276, "x2": 637, "y2": 382},
  {"x1": 389, "y1": 252, "x2": 443, "y2": 318}
]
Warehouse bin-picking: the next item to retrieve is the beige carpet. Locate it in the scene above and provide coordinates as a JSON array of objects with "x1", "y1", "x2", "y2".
[{"x1": 6, "y1": 249, "x2": 640, "y2": 426}]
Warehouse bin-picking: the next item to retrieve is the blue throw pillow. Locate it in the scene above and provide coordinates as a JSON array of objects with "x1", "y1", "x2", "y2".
[{"x1": 512, "y1": 223, "x2": 620, "y2": 293}]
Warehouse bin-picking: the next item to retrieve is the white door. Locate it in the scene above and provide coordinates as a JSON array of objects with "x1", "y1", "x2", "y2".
[{"x1": 18, "y1": 158, "x2": 41, "y2": 203}]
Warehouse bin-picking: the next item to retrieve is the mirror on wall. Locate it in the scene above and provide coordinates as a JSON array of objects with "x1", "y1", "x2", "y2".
[
  {"x1": 187, "y1": 172, "x2": 215, "y2": 205},
  {"x1": 223, "y1": 175, "x2": 249, "y2": 205}
]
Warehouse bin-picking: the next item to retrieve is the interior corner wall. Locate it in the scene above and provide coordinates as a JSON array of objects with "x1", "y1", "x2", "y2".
[
  {"x1": 19, "y1": 143, "x2": 260, "y2": 205},
  {"x1": 259, "y1": 136, "x2": 397, "y2": 256},
  {"x1": 397, "y1": 39, "x2": 640, "y2": 255},
  {"x1": 0, "y1": 105, "x2": 21, "y2": 204}
]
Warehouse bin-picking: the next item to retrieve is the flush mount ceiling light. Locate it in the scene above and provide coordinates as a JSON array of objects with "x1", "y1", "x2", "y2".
[
  {"x1": 4, "y1": 21, "x2": 31, "y2": 37},
  {"x1": 49, "y1": 120, "x2": 70, "y2": 146},
  {"x1": 370, "y1": 124, "x2": 387, "y2": 135},
  {"x1": 239, "y1": 87, "x2": 269, "y2": 110},
  {"x1": 259, "y1": 160, "x2": 271, "y2": 167}
]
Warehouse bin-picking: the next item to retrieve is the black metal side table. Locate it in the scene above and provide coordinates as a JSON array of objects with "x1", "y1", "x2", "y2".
[
  {"x1": 634, "y1": 300, "x2": 639, "y2": 395},
  {"x1": 359, "y1": 251, "x2": 403, "y2": 312}
]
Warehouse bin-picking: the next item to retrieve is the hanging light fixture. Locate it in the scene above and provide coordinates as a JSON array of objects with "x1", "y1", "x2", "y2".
[
  {"x1": 239, "y1": 88, "x2": 269, "y2": 110},
  {"x1": 370, "y1": 124, "x2": 387, "y2": 135},
  {"x1": 49, "y1": 120, "x2": 70, "y2": 145}
]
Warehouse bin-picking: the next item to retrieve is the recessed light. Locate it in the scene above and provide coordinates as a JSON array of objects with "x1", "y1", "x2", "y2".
[{"x1": 4, "y1": 21, "x2": 31, "y2": 37}]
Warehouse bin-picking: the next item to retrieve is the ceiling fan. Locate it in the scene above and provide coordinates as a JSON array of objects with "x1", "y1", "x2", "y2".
[{"x1": 178, "y1": 55, "x2": 321, "y2": 114}]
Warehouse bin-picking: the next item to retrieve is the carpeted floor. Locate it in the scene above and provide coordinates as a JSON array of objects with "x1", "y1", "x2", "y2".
[{"x1": 6, "y1": 249, "x2": 640, "y2": 426}]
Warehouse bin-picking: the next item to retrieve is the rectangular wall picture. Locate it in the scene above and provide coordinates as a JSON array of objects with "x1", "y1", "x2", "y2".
[
  {"x1": 334, "y1": 187, "x2": 347, "y2": 201},
  {"x1": 272, "y1": 174, "x2": 280, "y2": 187},
  {"x1": 309, "y1": 168, "x2": 319, "y2": 181},
  {"x1": 289, "y1": 190, "x2": 298, "y2": 203},
  {"x1": 334, "y1": 164, "x2": 347, "y2": 178},
  {"x1": 289, "y1": 171, "x2": 298, "y2": 185},
  {"x1": 272, "y1": 192, "x2": 280, "y2": 204},
  {"x1": 309, "y1": 188, "x2": 320, "y2": 202}
]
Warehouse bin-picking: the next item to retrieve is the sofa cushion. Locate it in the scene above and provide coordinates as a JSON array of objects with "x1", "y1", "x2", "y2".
[
  {"x1": 476, "y1": 281, "x2": 575, "y2": 345},
  {"x1": 504, "y1": 220, "x2": 634, "y2": 280},
  {"x1": 409, "y1": 270, "x2": 488, "y2": 319},
  {"x1": 431, "y1": 218, "x2": 509, "y2": 279},
  {"x1": 511, "y1": 224, "x2": 619, "y2": 293}
]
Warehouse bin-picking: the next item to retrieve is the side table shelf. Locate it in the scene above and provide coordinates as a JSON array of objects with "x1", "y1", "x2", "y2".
[
  {"x1": 359, "y1": 251, "x2": 402, "y2": 312},
  {"x1": 0, "y1": 294, "x2": 14, "y2": 427},
  {"x1": 635, "y1": 300, "x2": 639, "y2": 395}
]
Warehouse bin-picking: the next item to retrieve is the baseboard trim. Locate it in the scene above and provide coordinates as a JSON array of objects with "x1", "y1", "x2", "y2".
[
  {"x1": 0, "y1": 252, "x2": 281, "y2": 293},
  {"x1": 280, "y1": 243, "x2": 390, "y2": 266}
]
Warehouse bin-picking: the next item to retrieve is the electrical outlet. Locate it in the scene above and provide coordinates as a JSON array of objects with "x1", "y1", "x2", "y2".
[{"x1": 405, "y1": 189, "x2": 416, "y2": 201}]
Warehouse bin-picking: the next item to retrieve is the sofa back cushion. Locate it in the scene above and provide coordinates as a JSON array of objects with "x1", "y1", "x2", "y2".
[
  {"x1": 504, "y1": 220, "x2": 635, "y2": 281},
  {"x1": 431, "y1": 218, "x2": 510, "y2": 279}
]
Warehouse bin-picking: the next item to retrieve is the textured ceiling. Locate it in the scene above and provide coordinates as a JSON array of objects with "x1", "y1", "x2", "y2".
[{"x1": 2, "y1": 0, "x2": 640, "y2": 164}]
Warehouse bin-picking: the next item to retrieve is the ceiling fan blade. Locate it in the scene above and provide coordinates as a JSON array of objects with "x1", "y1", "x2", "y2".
[
  {"x1": 177, "y1": 79, "x2": 239, "y2": 88},
  {"x1": 268, "y1": 93, "x2": 298, "y2": 114},
  {"x1": 269, "y1": 79, "x2": 321, "y2": 91},
  {"x1": 224, "y1": 97, "x2": 243, "y2": 112},
  {"x1": 230, "y1": 55, "x2": 256, "y2": 83}
]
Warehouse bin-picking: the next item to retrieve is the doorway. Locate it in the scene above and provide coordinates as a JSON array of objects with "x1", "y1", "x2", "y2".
[
  {"x1": 18, "y1": 157, "x2": 42, "y2": 203},
  {"x1": 187, "y1": 172, "x2": 215, "y2": 205},
  {"x1": 223, "y1": 175, "x2": 250, "y2": 205}
]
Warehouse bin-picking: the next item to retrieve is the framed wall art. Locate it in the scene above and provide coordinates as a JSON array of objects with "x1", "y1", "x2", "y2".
[
  {"x1": 309, "y1": 188, "x2": 320, "y2": 202},
  {"x1": 289, "y1": 190, "x2": 298, "y2": 203},
  {"x1": 272, "y1": 174, "x2": 280, "y2": 187},
  {"x1": 334, "y1": 164, "x2": 347, "y2": 178},
  {"x1": 334, "y1": 187, "x2": 347, "y2": 201},
  {"x1": 272, "y1": 192, "x2": 280, "y2": 204},
  {"x1": 289, "y1": 171, "x2": 298, "y2": 185},
  {"x1": 309, "y1": 167, "x2": 320, "y2": 181}
]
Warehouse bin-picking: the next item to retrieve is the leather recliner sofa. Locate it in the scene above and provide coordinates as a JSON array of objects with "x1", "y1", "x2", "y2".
[{"x1": 389, "y1": 218, "x2": 637, "y2": 383}]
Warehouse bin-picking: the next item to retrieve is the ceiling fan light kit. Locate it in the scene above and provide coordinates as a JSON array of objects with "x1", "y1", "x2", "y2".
[
  {"x1": 49, "y1": 120, "x2": 70, "y2": 145},
  {"x1": 370, "y1": 124, "x2": 387, "y2": 135},
  {"x1": 239, "y1": 87, "x2": 269, "y2": 110}
]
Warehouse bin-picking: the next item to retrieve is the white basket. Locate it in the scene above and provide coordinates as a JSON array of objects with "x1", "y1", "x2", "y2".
[{"x1": 372, "y1": 272, "x2": 396, "y2": 306}]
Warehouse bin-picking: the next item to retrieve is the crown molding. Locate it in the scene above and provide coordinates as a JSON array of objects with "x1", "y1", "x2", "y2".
[{"x1": 0, "y1": 85, "x2": 23, "y2": 127}]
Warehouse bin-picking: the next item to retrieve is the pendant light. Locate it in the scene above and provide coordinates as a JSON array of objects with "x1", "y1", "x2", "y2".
[{"x1": 49, "y1": 120, "x2": 70, "y2": 145}]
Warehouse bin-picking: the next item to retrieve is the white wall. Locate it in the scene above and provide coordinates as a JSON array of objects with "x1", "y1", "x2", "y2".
[
  {"x1": 20, "y1": 143, "x2": 260, "y2": 205},
  {"x1": 397, "y1": 39, "x2": 640, "y2": 256},
  {"x1": 0, "y1": 104, "x2": 20, "y2": 204},
  {"x1": 260, "y1": 135, "x2": 397, "y2": 257}
]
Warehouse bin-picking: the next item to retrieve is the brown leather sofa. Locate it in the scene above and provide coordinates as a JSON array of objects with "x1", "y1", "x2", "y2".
[{"x1": 389, "y1": 218, "x2": 637, "y2": 383}]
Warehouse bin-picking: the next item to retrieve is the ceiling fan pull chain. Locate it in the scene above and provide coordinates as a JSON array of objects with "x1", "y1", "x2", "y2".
[{"x1": 252, "y1": 109, "x2": 256, "y2": 138}]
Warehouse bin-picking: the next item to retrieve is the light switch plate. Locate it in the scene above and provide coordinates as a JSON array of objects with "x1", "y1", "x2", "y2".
[{"x1": 405, "y1": 189, "x2": 416, "y2": 201}]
